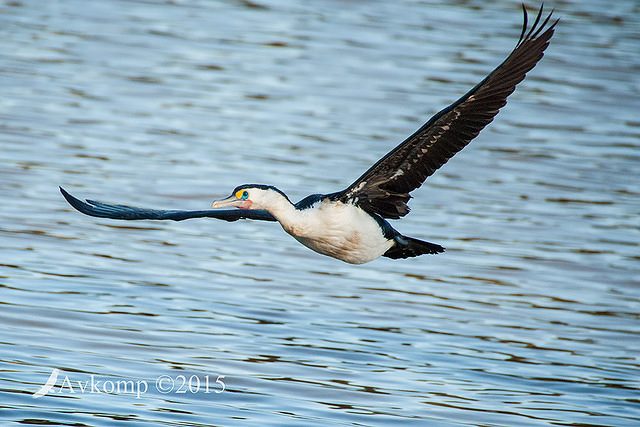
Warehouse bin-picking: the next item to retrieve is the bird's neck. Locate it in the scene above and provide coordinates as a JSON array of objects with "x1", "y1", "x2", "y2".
[{"x1": 261, "y1": 193, "x2": 301, "y2": 229}]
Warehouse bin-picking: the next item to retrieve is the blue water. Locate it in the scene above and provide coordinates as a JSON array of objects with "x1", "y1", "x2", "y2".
[{"x1": 1, "y1": 0, "x2": 639, "y2": 425}]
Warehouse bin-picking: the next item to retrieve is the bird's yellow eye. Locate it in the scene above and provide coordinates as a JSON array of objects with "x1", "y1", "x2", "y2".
[{"x1": 236, "y1": 190, "x2": 249, "y2": 200}]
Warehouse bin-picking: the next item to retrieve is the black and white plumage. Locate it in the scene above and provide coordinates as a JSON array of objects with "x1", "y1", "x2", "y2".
[{"x1": 61, "y1": 5, "x2": 558, "y2": 264}]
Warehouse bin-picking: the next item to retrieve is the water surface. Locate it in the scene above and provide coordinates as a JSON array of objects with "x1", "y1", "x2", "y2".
[{"x1": 1, "y1": 0, "x2": 639, "y2": 425}]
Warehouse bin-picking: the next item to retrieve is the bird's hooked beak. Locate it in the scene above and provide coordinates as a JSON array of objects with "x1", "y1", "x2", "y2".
[{"x1": 211, "y1": 195, "x2": 252, "y2": 210}]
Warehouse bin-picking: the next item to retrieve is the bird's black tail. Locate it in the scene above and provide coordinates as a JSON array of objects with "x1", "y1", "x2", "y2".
[{"x1": 383, "y1": 235, "x2": 444, "y2": 259}]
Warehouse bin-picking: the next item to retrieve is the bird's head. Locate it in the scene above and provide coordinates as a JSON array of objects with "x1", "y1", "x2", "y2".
[{"x1": 211, "y1": 184, "x2": 291, "y2": 210}]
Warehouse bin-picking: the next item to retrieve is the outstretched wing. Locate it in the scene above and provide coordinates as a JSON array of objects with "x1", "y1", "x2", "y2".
[
  {"x1": 60, "y1": 187, "x2": 276, "y2": 222},
  {"x1": 339, "y1": 5, "x2": 558, "y2": 219}
]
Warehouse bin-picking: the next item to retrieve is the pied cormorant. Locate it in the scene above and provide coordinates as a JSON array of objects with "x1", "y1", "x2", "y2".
[{"x1": 61, "y1": 5, "x2": 558, "y2": 264}]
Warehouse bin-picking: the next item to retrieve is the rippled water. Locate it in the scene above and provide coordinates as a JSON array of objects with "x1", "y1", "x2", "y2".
[{"x1": 1, "y1": 0, "x2": 639, "y2": 425}]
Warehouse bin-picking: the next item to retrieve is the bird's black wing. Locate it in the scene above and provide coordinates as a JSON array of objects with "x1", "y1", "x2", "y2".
[
  {"x1": 60, "y1": 187, "x2": 277, "y2": 222},
  {"x1": 338, "y1": 5, "x2": 558, "y2": 219}
]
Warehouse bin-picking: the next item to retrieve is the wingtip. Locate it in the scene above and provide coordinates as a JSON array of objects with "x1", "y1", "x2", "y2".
[
  {"x1": 59, "y1": 186, "x2": 75, "y2": 204},
  {"x1": 59, "y1": 186, "x2": 91, "y2": 215},
  {"x1": 516, "y1": 3, "x2": 558, "y2": 48}
]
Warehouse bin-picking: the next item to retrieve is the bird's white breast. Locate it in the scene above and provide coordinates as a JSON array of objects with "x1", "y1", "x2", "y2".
[{"x1": 280, "y1": 200, "x2": 394, "y2": 264}]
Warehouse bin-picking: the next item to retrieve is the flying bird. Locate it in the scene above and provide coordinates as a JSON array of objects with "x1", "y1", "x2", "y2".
[{"x1": 61, "y1": 5, "x2": 558, "y2": 264}]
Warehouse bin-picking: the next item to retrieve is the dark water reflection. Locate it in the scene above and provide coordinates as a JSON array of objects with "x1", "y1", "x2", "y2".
[{"x1": 1, "y1": 0, "x2": 639, "y2": 425}]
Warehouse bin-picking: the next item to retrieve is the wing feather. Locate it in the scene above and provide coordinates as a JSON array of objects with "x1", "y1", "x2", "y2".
[{"x1": 340, "y1": 5, "x2": 558, "y2": 219}]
